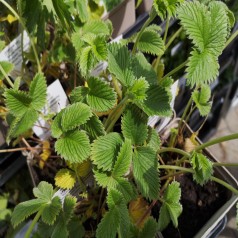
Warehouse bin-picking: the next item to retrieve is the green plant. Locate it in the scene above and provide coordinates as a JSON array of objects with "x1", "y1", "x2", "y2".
[{"x1": 0, "y1": 0, "x2": 238, "y2": 237}]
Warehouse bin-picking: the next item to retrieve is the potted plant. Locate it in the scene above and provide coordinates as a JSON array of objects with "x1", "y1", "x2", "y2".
[{"x1": 0, "y1": 0, "x2": 238, "y2": 237}]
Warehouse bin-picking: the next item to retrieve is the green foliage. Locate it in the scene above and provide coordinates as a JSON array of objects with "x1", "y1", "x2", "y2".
[
  {"x1": 11, "y1": 182, "x2": 61, "y2": 227},
  {"x1": 158, "y1": 181, "x2": 182, "y2": 231},
  {"x1": 138, "y1": 218, "x2": 158, "y2": 238},
  {"x1": 190, "y1": 152, "x2": 213, "y2": 185},
  {"x1": 76, "y1": 0, "x2": 88, "y2": 23},
  {"x1": 96, "y1": 189, "x2": 130, "y2": 238},
  {"x1": 91, "y1": 132, "x2": 123, "y2": 171},
  {"x1": 133, "y1": 147, "x2": 159, "y2": 200},
  {"x1": 0, "y1": 61, "x2": 14, "y2": 80},
  {"x1": 55, "y1": 130, "x2": 91, "y2": 163},
  {"x1": 129, "y1": 78, "x2": 149, "y2": 101},
  {"x1": 146, "y1": 127, "x2": 161, "y2": 152},
  {"x1": 177, "y1": 1, "x2": 234, "y2": 86},
  {"x1": 122, "y1": 106, "x2": 148, "y2": 145},
  {"x1": 192, "y1": 85, "x2": 212, "y2": 116}
]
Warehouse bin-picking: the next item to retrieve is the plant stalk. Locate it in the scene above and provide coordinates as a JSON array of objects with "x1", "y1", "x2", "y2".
[
  {"x1": 225, "y1": 30, "x2": 238, "y2": 48},
  {"x1": 0, "y1": 63, "x2": 14, "y2": 87},
  {"x1": 158, "y1": 165, "x2": 194, "y2": 173},
  {"x1": 157, "y1": 147, "x2": 190, "y2": 158},
  {"x1": 195, "y1": 133, "x2": 238, "y2": 151},
  {"x1": 132, "y1": 8, "x2": 157, "y2": 54},
  {"x1": 165, "y1": 27, "x2": 182, "y2": 50},
  {"x1": 213, "y1": 162, "x2": 238, "y2": 167},
  {"x1": 161, "y1": 60, "x2": 188, "y2": 80},
  {"x1": 163, "y1": 17, "x2": 170, "y2": 43},
  {"x1": 0, "y1": 0, "x2": 41, "y2": 72},
  {"x1": 24, "y1": 209, "x2": 43, "y2": 238}
]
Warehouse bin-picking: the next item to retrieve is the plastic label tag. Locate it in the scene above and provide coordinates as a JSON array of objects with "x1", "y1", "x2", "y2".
[{"x1": 33, "y1": 80, "x2": 69, "y2": 140}]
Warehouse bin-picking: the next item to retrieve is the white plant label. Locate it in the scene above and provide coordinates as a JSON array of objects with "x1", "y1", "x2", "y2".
[
  {"x1": 33, "y1": 80, "x2": 69, "y2": 140},
  {"x1": 0, "y1": 31, "x2": 30, "y2": 79}
]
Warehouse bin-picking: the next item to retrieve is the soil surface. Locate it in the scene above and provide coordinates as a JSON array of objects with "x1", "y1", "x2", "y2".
[{"x1": 152, "y1": 173, "x2": 228, "y2": 238}]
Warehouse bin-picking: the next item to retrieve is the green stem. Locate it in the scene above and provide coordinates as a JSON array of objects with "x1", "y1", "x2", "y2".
[
  {"x1": 157, "y1": 147, "x2": 190, "y2": 158},
  {"x1": 225, "y1": 30, "x2": 238, "y2": 49},
  {"x1": 163, "y1": 17, "x2": 170, "y2": 43},
  {"x1": 132, "y1": 8, "x2": 157, "y2": 54},
  {"x1": 158, "y1": 164, "x2": 194, "y2": 173},
  {"x1": 24, "y1": 209, "x2": 43, "y2": 238},
  {"x1": 213, "y1": 162, "x2": 238, "y2": 167},
  {"x1": 211, "y1": 176, "x2": 238, "y2": 196},
  {"x1": 0, "y1": 0, "x2": 41, "y2": 72},
  {"x1": 161, "y1": 60, "x2": 188, "y2": 80},
  {"x1": 112, "y1": 76, "x2": 122, "y2": 100},
  {"x1": 165, "y1": 27, "x2": 182, "y2": 50},
  {"x1": 195, "y1": 133, "x2": 238, "y2": 151},
  {"x1": 0, "y1": 63, "x2": 14, "y2": 87},
  {"x1": 105, "y1": 96, "x2": 128, "y2": 133}
]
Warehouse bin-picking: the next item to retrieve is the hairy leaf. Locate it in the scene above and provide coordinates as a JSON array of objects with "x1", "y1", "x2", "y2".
[
  {"x1": 79, "y1": 46, "x2": 95, "y2": 76},
  {"x1": 191, "y1": 152, "x2": 213, "y2": 185},
  {"x1": 86, "y1": 77, "x2": 117, "y2": 112},
  {"x1": 137, "y1": 30, "x2": 165, "y2": 56},
  {"x1": 61, "y1": 102, "x2": 92, "y2": 132},
  {"x1": 69, "y1": 86, "x2": 89, "y2": 104},
  {"x1": 158, "y1": 181, "x2": 182, "y2": 231},
  {"x1": 122, "y1": 106, "x2": 148, "y2": 145},
  {"x1": 51, "y1": 110, "x2": 64, "y2": 138},
  {"x1": 137, "y1": 84, "x2": 172, "y2": 116},
  {"x1": 91, "y1": 36, "x2": 108, "y2": 61},
  {"x1": 139, "y1": 218, "x2": 158, "y2": 238},
  {"x1": 108, "y1": 43, "x2": 135, "y2": 87},
  {"x1": 76, "y1": 0, "x2": 88, "y2": 22},
  {"x1": 29, "y1": 73, "x2": 47, "y2": 111},
  {"x1": 55, "y1": 169, "x2": 76, "y2": 189},
  {"x1": 133, "y1": 147, "x2": 159, "y2": 200},
  {"x1": 146, "y1": 127, "x2": 161, "y2": 152},
  {"x1": 81, "y1": 114, "x2": 106, "y2": 140},
  {"x1": 4, "y1": 89, "x2": 32, "y2": 116},
  {"x1": 91, "y1": 133, "x2": 123, "y2": 171},
  {"x1": 112, "y1": 139, "x2": 132, "y2": 177},
  {"x1": 192, "y1": 85, "x2": 211, "y2": 116},
  {"x1": 55, "y1": 130, "x2": 90, "y2": 163},
  {"x1": 33, "y1": 181, "x2": 54, "y2": 201},
  {"x1": 186, "y1": 50, "x2": 219, "y2": 87},
  {"x1": 83, "y1": 20, "x2": 111, "y2": 36},
  {"x1": 130, "y1": 78, "x2": 149, "y2": 101}
]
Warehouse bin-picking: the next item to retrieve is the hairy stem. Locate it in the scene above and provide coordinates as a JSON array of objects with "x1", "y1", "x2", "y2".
[
  {"x1": 195, "y1": 133, "x2": 238, "y2": 151},
  {"x1": 157, "y1": 147, "x2": 190, "y2": 158},
  {"x1": 161, "y1": 60, "x2": 188, "y2": 80},
  {"x1": 24, "y1": 209, "x2": 43, "y2": 238},
  {"x1": 0, "y1": 63, "x2": 14, "y2": 87},
  {"x1": 211, "y1": 176, "x2": 238, "y2": 196},
  {"x1": 112, "y1": 76, "x2": 122, "y2": 100},
  {"x1": 132, "y1": 8, "x2": 157, "y2": 54},
  {"x1": 225, "y1": 30, "x2": 238, "y2": 48},
  {"x1": 158, "y1": 164, "x2": 194, "y2": 173},
  {"x1": 213, "y1": 162, "x2": 238, "y2": 167},
  {"x1": 165, "y1": 27, "x2": 182, "y2": 50},
  {"x1": 163, "y1": 17, "x2": 170, "y2": 43},
  {"x1": 0, "y1": 0, "x2": 41, "y2": 72}
]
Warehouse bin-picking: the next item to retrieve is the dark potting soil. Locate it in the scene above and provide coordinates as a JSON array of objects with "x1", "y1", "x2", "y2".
[{"x1": 152, "y1": 173, "x2": 228, "y2": 238}]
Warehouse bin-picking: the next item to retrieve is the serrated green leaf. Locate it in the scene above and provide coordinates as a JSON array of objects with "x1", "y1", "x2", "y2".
[
  {"x1": 29, "y1": 73, "x2": 47, "y2": 111},
  {"x1": 86, "y1": 77, "x2": 117, "y2": 112},
  {"x1": 131, "y1": 53, "x2": 158, "y2": 85},
  {"x1": 81, "y1": 114, "x2": 106, "y2": 140},
  {"x1": 76, "y1": 0, "x2": 88, "y2": 22},
  {"x1": 55, "y1": 130, "x2": 90, "y2": 163},
  {"x1": 69, "y1": 86, "x2": 89, "y2": 104},
  {"x1": 154, "y1": 0, "x2": 184, "y2": 20},
  {"x1": 108, "y1": 43, "x2": 135, "y2": 87},
  {"x1": 137, "y1": 84, "x2": 172, "y2": 117},
  {"x1": 146, "y1": 127, "x2": 161, "y2": 152},
  {"x1": 33, "y1": 181, "x2": 54, "y2": 201},
  {"x1": 4, "y1": 89, "x2": 32, "y2": 116},
  {"x1": 138, "y1": 218, "x2": 158, "y2": 238},
  {"x1": 186, "y1": 50, "x2": 219, "y2": 87},
  {"x1": 61, "y1": 102, "x2": 92, "y2": 132},
  {"x1": 137, "y1": 30, "x2": 165, "y2": 56},
  {"x1": 41, "y1": 196, "x2": 61, "y2": 225},
  {"x1": 83, "y1": 20, "x2": 111, "y2": 36},
  {"x1": 79, "y1": 46, "x2": 96, "y2": 76},
  {"x1": 191, "y1": 152, "x2": 213, "y2": 185},
  {"x1": 130, "y1": 77, "x2": 149, "y2": 101},
  {"x1": 13, "y1": 77, "x2": 21, "y2": 90},
  {"x1": 7, "y1": 109, "x2": 38, "y2": 140},
  {"x1": 122, "y1": 106, "x2": 148, "y2": 145},
  {"x1": 11, "y1": 199, "x2": 44, "y2": 228},
  {"x1": 192, "y1": 85, "x2": 211, "y2": 116},
  {"x1": 91, "y1": 132, "x2": 123, "y2": 171},
  {"x1": 133, "y1": 147, "x2": 159, "y2": 200},
  {"x1": 158, "y1": 181, "x2": 182, "y2": 231},
  {"x1": 51, "y1": 110, "x2": 64, "y2": 138},
  {"x1": 0, "y1": 61, "x2": 14, "y2": 80},
  {"x1": 91, "y1": 36, "x2": 108, "y2": 61},
  {"x1": 112, "y1": 139, "x2": 132, "y2": 177}
]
